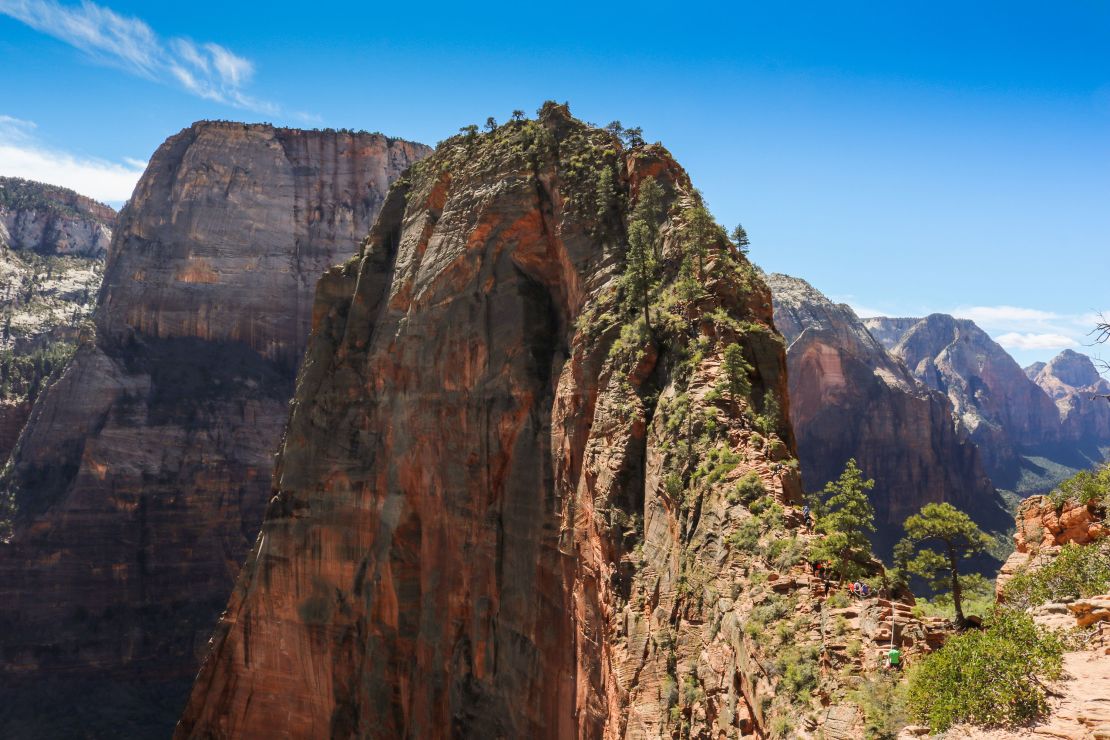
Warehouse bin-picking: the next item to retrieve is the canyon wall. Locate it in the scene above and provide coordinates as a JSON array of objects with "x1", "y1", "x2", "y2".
[
  {"x1": 0, "y1": 177, "x2": 115, "y2": 463},
  {"x1": 0, "y1": 123, "x2": 429, "y2": 737},
  {"x1": 178, "y1": 105, "x2": 826, "y2": 739},
  {"x1": 768, "y1": 275, "x2": 1008, "y2": 551}
]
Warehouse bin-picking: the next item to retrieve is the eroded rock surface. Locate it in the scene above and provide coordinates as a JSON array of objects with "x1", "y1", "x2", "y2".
[
  {"x1": 769, "y1": 274, "x2": 1007, "y2": 551},
  {"x1": 0, "y1": 122, "x2": 429, "y2": 737},
  {"x1": 175, "y1": 105, "x2": 841, "y2": 739},
  {"x1": 1031, "y1": 350, "x2": 1110, "y2": 446}
]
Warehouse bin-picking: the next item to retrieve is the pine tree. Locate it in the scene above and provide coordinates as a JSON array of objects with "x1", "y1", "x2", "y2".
[
  {"x1": 731, "y1": 223, "x2": 750, "y2": 256},
  {"x1": 810, "y1": 459, "x2": 876, "y2": 582},
  {"x1": 895, "y1": 503, "x2": 991, "y2": 625}
]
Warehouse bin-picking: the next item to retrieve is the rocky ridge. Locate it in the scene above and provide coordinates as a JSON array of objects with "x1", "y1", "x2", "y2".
[
  {"x1": 0, "y1": 123, "x2": 429, "y2": 737},
  {"x1": 177, "y1": 105, "x2": 930, "y2": 739},
  {"x1": 768, "y1": 274, "x2": 1007, "y2": 551},
  {"x1": 1030, "y1": 350, "x2": 1110, "y2": 446}
]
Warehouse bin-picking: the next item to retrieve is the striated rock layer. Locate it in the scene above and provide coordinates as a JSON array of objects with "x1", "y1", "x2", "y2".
[
  {"x1": 179, "y1": 105, "x2": 820, "y2": 738},
  {"x1": 768, "y1": 274, "x2": 1008, "y2": 551},
  {"x1": 0, "y1": 122, "x2": 429, "y2": 737}
]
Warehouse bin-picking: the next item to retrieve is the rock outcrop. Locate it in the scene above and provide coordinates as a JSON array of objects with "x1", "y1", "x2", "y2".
[
  {"x1": 1030, "y1": 350, "x2": 1110, "y2": 445},
  {"x1": 769, "y1": 275, "x2": 1008, "y2": 551},
  {"x1": 176, "y1": 105, "x2": 838, "y2": 738},
  {"x1": 996, "y1": 494, "x2": 1108, "y2": 598},
  {"x1": 0, "y1": 177, "x2": 115, "y2": 463},
  {"x1": 0, "y1": 123, "x2": 429, "y2": 737},
  {"x1": 864, "y1": 315, "x2": 1075, "y2": 490}
]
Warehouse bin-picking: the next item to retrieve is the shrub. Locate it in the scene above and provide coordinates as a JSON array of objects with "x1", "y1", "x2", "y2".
[
  {"x1": 906, "y1": 609, "x2": 1065, "y2": 732},
  {"x1": 729, "y1": 470, "x2": 765, "y2": 505},
  {"x1": 727, "y1": 518, "x2": 762, "y2": 552},
  {"x1": 775, "y1": 644, "x2": 820, "y2": 704},
  {"x1": 1003, "y1": 541, "x2": 1110, "y2": 609},
  {"x1": 852, "y1": 675, "x2": 908, "y2": 739}
]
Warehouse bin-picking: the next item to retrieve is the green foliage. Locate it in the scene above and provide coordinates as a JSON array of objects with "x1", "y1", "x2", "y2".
[
  {"x1": 767, "y1": 534, "x2": 808, "y2": 570},
  {"x1": 684, "y1": 205, "x2": 717, "y2": 280},
  {"x1": 852, "y1": 675, "x2": 908, "y2": 739},
  {"x1": 721, "y1": 343, "x2": 753, "y2": 399},
  {"x1": 727, "y1": 517, "x2": 762, "y2": 552},
  {"x1": 774, "y1": 644, "x2": 820, "y2": 705},
  {"x1": 1048, "y1": 464, "x2": 1110, "y2": 509},
  {"x1": 731, "y1": 223, "x2": 750, "y2": 255},
  {"x1": 691, "y1": 446, "x2": 741, "y2": 489},
  {"x1": 728, "y1": 470, "x2": 766, "y2": 506},
  {"x1": 906, "y1": 609, "x2": 1065, "y2": 732},
  {"x1": 1003, "y1": 540, "x2": 1110, "y2": 610},
  {"x1": 595, "y1": 165, "x2": 618, "y2": 220},
  {"x1": 895, "y1": 502, "x2": 991, "y2": 622},
  {"x1": 911, "y1": 573, "x2": 995, "y2": 621},
  {"x1": 810, "y1": 459, "x2": 876, "y2": 582},
  {"x1": 0, "y1": 341, "x2": 77, "y2": 403}
]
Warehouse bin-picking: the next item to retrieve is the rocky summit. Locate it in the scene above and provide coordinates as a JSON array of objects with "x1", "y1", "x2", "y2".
[
  {"x1": 768, "y1": 274, "x2": 1008, "y2": 552},
  {"x1": 0, "y1": 122, "x2": 429, "y2": 737},
  {"x1": 1030, "y1": 349, "x2": 1110, "y2": 446},
  {"x1": 175, "y1": 103, "x2": 844, "y2": 738}
]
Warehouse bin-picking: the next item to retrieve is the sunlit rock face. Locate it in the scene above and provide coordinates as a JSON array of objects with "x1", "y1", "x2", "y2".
[
  {"x1": 0, "y1": 177, "x2": 116, "y2": 461},
  {"x1": 178, "y1": 106, "x2": 819, "y2": 739},
  {"x1": 768, "y1": 274, "x2": 1008, "y2": 552},
  {"x1": 0, "y1": 122, "x2": 429, "y2": 738}
]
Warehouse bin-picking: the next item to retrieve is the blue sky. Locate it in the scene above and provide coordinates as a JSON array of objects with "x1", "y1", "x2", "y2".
[{"x1": 1, "y1": 0, "x2": 1107, "y2": 367}]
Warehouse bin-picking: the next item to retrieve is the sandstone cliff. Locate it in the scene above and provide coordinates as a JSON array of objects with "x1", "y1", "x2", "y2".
[
  {"x1": 0, "y1": 177, "x2": 115, "y2": 464},
  {"x1": 0, "y1": 123, "x2": 429, "y2": 737},
  {"x1": 864, "y1": 315, "x2": 1072, "y2": 490},
  {"x1": 768, "y1": 275, "x2": 1007, "y2": 551},
  {"x1": 175, "y1": 104, "x2": 870, "y2": 739}
]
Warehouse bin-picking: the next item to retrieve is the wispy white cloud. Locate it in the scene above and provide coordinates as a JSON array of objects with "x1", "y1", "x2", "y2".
[
  {"x1": 0, "y1": 0, "x2": 279, "y2": 114},
  {"x1": 995, "y1": 332, "x2": 1079, "y2": 351},
  {"x1": 0, "y1": 114, "x2": 144, "y2": 204}
]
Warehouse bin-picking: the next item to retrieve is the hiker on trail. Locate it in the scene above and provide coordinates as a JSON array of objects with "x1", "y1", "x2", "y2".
[
  {"x1": 802, "y1": 504, "x2": 812, "y2": 528},
  {"x1": 860, "y1": 582, "x2": 871, "y2": 598},
  {"x1": 852, "y1": 581, "x2": 863, "y2": 598},
  {"x1": 886, "y1": 646, "x2": 902, "y2": 671}
]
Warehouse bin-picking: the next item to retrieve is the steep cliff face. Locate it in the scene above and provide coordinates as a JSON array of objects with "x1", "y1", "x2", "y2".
[
  {"x1": 768, "y1": 275, "x2": 1007, "y2": 550},
  {"x1": 176, "y1": 105, "x2": 853, "y2": 739},
  {"x1": 1031, "y1": 349, "x2": 1110, "y2": 445},
  {"x1": 0, "y1": 177, "x2": 115, "y2": 463},
  {"x1": 0, "y1": 123, "x2": 429, "y2": 737},
  {"x1": 864, "y1": 315, "x2": 1066, "y2": 488}
]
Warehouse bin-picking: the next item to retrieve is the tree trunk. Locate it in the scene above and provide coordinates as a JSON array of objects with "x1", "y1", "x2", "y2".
[{"x1": 949, "y1": 543, "x2": 964, "y2": 625}]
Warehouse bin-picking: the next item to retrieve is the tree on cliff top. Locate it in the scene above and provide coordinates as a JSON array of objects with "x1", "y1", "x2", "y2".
[
  {"x1": 810, "y1": 459, "x2": 876, "y2": 582},
  {"x1": 895, "y1": 502, "x2": 990, "y2": 625}
]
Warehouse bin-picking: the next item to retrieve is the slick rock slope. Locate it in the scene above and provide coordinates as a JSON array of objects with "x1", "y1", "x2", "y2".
[
  {"x1": 179, "y1": 105, "x2": 819, "y2": 739},
  {"x1": 0, "y1": 122, "x2": 428, "y2": 736}
]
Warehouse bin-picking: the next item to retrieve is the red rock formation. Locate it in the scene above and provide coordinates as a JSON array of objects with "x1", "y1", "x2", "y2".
[
  {"x1": 768, "y1": 275, "x2": 1007, "y2": 550},
  {"x1": 0, "y1": 123, "x2": 429, "y2": 737},
  {"x1": 996, "y1": 495, "x2": 1108, "y2": 598},
  {"x1": 178, "y1": 105, "x2": 817, "y2": 738}
]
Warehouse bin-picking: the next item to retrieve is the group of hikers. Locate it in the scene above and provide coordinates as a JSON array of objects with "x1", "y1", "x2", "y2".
[{"x1": 800, "y1": 505, "x2": 902, "y2": 671}]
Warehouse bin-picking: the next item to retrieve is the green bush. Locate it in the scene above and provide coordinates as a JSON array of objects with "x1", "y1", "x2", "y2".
[
  {"x1": 1048, "y1": 464, "x2": 1110, "y2": 509},
  {"x1": 775, "y1": 644, "x2": 820, "y2": 705},
  {"x1": 728, "y1": 470, "x2": 766, "y2": 505},
  {"x1": 1003, "y1": 541, "x2": 1110, "y2": 609},
  {"x1": 852, "y1": 675, "x2": 908, "y2": 739},
  {"x1": 906, "y1": 609, "x2": 1065, "y2": 732}
]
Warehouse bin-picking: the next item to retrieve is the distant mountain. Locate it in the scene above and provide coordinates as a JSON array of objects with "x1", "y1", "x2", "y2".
[
  {"x1": 864, "y1": 316, "x2": 1109, "y2": 494},
  {"x1": 0, "y1": 177, "x2": 116, "y2": 461},
  {"x1": 1030, "y1": 349, "x2": 1110, "y2": 445},
  {"x1": 768, "y1": 275, "x2": 1008, "y2": 553}
]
